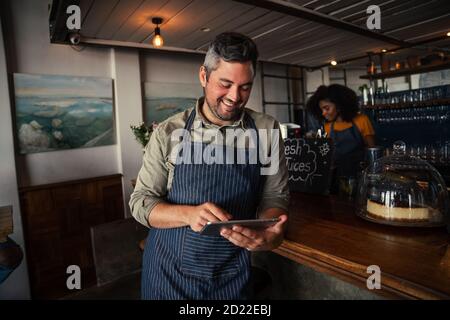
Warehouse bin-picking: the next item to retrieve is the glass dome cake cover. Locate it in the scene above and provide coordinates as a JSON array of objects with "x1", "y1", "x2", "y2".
[{"x1": 356, "y1": 141, "x2": 449, "y2": 228}]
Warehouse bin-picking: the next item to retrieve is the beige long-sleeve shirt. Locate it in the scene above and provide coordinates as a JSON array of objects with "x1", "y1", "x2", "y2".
[{"x1": 129, "y1": 98, "x2": 290, "y2": 228}]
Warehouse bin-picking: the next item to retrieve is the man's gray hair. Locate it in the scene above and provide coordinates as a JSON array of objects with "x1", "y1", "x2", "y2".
[{"x1": 203, "y1": 32, "x2": 258, "y2": 80}]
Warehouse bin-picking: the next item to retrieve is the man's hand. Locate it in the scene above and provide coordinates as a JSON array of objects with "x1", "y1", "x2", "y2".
[
  {"x1": 220, "y1": 213, "x2": 288, "y2": 251},
  {"x1": 186, "y1": 202, "x2": 232, "y2": 232}
]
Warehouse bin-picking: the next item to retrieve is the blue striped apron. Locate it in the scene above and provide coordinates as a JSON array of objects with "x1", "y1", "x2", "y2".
[
  {"x1": 142, "y1": 109, "x2": 262, "y2": 300},
  {"x1": 330, "y1": 121, "x2": 365, "y2": 177}
]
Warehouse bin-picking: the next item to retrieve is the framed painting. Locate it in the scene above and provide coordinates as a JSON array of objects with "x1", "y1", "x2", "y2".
[
  {"x1": 143, "y1": 82, "x2": 202, "y2": 125},
  {"x1": 13, "y1": 73, "x2": 115, "y2": 154}
]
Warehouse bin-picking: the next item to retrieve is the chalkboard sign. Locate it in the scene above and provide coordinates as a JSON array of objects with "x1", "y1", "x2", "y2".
[{"x1": 284, "y1": 138, "x2": 334, "y2": 194}]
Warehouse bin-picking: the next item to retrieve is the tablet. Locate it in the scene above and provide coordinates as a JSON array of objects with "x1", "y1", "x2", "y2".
[{"x1": 199, "y1": 218, "x2": 280, "y2": 236}]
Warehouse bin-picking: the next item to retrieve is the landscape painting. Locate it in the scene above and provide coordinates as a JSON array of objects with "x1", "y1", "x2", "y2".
[
  {"x1": 13, "y1": 73, "x2": 115, "y2": 154},
  {"x1": 144, "y1": 82, "x2": 202, "y2": 125}
]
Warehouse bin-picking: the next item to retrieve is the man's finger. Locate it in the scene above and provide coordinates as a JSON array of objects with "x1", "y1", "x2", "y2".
[
  {"x1": 205, "y1": 203, "x2": 232, "y2": 221},
  {"x1": 268, "y1": 214, "x2": 288, "y2": 231},
  {"x1": 201, "y1": 210, "x2": 221, "y2": 223},
  {"x1": 221, "y1": 229, "x2": 252, "y2": 248},
  {"x1": 232, "y1": 225, "x2": 258, "y2": 239}
]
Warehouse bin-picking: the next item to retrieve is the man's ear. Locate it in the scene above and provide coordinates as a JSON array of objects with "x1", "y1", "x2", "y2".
[{"x1": 199, "y1": 66, "x2": 207, "y2": 88}]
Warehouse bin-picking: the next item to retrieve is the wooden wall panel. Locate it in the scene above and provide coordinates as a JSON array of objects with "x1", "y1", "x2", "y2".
[{"x1": 19, "y1": 174, "x2": 124, "y2": 299}]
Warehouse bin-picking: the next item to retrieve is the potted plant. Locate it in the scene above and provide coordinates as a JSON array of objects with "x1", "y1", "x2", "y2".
[{"x1": 130, "y1": 122, "x2": 157, "y2": 151}]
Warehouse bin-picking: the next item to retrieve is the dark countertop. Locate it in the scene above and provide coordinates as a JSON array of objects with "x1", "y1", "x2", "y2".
[{"x1": 273, "y1": 192, "x2": 450, "y2": 299}]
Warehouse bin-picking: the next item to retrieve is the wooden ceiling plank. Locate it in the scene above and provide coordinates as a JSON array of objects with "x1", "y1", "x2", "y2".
[
  {"x1": 184, "y1": 9, "x2": 284, "y2": 50},
  {"x1": 79, "y1": 0, "x2": 95, "y2": 25},
  {"x1": 386, "y1": 0, "x2": 442, "y2": 18},
  {"x1": 270, "y1": 23, "x2": 325, "y2": 44},
  {"x1": 256, "y1": 23, "x2": 332, "y2": 54},
  {"x1": 175, "y1": 2, "x2": 255, "y2": 48},
  {"x1": 191, "y1": 7, "x2": 272, "y2": 50},
  {"x1": 162, "y1": 0, "x2": 238, "y2": 45},
  {"x1": 248, "y1": 15, "x2": 297, "y2": 39},
  {"x1": 260, "y1": 25, "x2": 351, "y2": 58},
  {"x1": 81, "y1": 0, "x2": 121, "y2": 37},
  {"x1": 387, "y1": 15, "x2": 450, "y2": 40},
  {"x1": 96, "y1": 0, "x2": 145, "y2": 39},
  {"x1": 319, "y1": 0, "x2": 368, "y2": 15},
  {"x1": 339, "y1": 0, "x2": 395, "y2": 21},
  {"x1": 267, "y1": 33, "x2": 352, "y2": 61},
  {"x1": 233, "y1": 11, "x2": 285, "y2": 35},
  {"x1": 381, "y1": 2, "x2": 450, "y2": 34},
  {"x1": 240, "y1": 13, "x2": 316, "y2": 42},
  {"x1": 252, "y1": 19, "x2": 301, "y2": 43}
]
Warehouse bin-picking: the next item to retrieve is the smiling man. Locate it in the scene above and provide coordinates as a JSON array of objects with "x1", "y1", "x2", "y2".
[{"x1": 130, "y1": 32, "x2": 289, "y2": 300}]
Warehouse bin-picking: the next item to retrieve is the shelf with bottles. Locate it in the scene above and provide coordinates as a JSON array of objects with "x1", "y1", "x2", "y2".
[
  {"x1": 369, "y1": 104, "x2": 450, "y2": 125},
  {"x1": 361, "y1": 84, "x2": 450, "y2": 110}
]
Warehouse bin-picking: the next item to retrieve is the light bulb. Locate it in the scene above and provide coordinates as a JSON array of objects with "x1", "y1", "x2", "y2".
[
  {"x1": 330, "y1": 60, "x2": 337, "y2": 66},
  {"x1": 152, "y1": 34, "x2": 163, "y2": 48}
]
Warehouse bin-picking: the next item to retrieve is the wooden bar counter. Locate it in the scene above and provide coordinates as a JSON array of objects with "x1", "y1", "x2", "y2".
[{"x1": 273, "y1": 192, "x2": 450, "y2": 299}]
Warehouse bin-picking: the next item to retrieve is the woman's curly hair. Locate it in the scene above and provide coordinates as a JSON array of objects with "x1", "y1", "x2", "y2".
[{"x1": 306, "y1": 84, "x2": 360, "y2": 122}]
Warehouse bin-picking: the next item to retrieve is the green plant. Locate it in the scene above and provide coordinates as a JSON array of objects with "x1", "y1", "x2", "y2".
[{"x1": 130, "y1": 123, "x2": 154, "y2": 148}]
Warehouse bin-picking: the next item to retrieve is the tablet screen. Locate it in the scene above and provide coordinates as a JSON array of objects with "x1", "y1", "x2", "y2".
[{"x1": 199, "y1": 218, "x2": 280, "y2": 236}]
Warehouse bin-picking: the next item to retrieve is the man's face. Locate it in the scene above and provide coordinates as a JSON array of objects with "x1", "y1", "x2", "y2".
[{"x1": 199, "y1": 59, "x2": 254, "y2": 124}]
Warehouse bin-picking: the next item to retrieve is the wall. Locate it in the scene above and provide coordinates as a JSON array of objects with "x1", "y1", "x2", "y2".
[
  {"x1": 111, "y1": 49, "x2": 143, "y2": 215},
  {"x1": 0, "y1": 16, "x2": 31, "y2": 300},
  {"x1": 9, "y1": 0, "x2": 119, "y2": 187},
  {"x1": 259, "y1": 63, "x2": 292, "y2": 123},
  {"x1": 305, "y1": 67, "x2": 330, "y2": 97},
  {"x1": 337, "y1": 68, "x2": 370, "y2": 93}
]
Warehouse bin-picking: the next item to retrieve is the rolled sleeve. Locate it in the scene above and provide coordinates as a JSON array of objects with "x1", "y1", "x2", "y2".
[
  {"x1": 257, "y1": 121, "x2": 290, "y2": 215},
  {"x1": 129, "y1": 125, "x2": 169, "y2": 228}
]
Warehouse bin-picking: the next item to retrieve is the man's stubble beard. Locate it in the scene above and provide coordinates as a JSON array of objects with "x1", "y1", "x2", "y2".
[{"x1": 204, "y1": 93, "x2": 244, "y2": 122}]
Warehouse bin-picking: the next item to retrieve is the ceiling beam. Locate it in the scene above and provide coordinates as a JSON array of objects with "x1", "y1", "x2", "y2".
[{"x1": 233, "y1": 0, "x2": 409, "y2": 46}]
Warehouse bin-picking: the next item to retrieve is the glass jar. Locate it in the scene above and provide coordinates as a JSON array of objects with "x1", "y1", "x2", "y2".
[{"x1": 356, "y1": 141, "x2": 449, "y2": 227}]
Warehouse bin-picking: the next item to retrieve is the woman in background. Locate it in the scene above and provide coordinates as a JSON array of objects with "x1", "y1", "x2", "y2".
[{"x1": 306, "y1": 84, "x2": 375, "y2": 182}]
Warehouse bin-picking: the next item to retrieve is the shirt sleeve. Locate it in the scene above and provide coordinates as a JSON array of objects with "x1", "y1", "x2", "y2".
[
  {"x1": 129, "y1": 125, "x2": 169, "y2": 228},
  {"x1": 257, "y1": 121, "x2": 290, "y2": 215},
  {"x1": 355, "y1": 114, "x2": 375, "y2": 137}
]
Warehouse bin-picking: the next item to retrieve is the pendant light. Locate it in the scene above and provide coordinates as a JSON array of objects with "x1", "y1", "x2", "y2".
[{"x1": 151, "y1": 17, "x2": 164, "y2": 48}]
